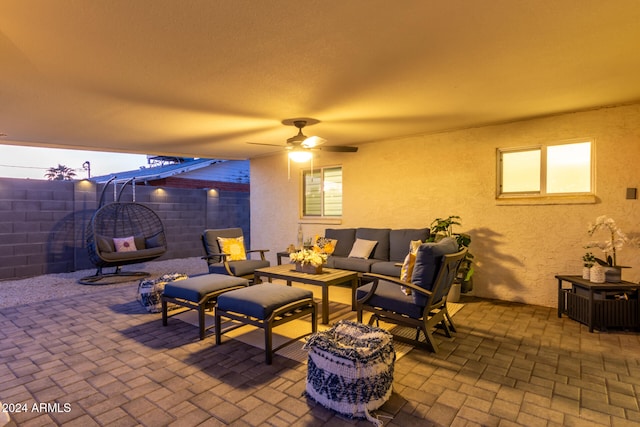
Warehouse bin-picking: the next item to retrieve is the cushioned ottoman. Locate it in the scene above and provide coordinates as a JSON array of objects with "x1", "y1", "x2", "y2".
[
  {"x1": 162, "y1": 274, "x2": 249, "y2": 339},
  {"x1": 304, "y1": 320, "x2": 395, "y2": 425},
  {"x1": 215, "y1": 283, "x2": 317, "y2": 364}
]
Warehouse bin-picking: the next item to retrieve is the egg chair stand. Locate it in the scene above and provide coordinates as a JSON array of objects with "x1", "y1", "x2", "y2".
[{"x1": 79, "y1": 178, "x2": 168, "y2": 285}]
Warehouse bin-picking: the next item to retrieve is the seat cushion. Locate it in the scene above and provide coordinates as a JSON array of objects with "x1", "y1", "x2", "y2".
[
  {"x1": 163, "y1": 274, "x2": 249, "y2": 302},
  {"x1": 217, "y1": 283, "x2": 313, "y2": 320},
  {"x1": 100, "y1": 246, "x2": 166, "y2": 262},
  {"x1": 370, "y1": 261, "x2": 402, "y2": 277},
  {"x1": 208, "y1": 259, "x2": 270, "y2": 277},
  {"x1": 333, "y1": 256, "x2": 380, "y2": 273},
  {"x1": 411, "y1": 237, "x2": 459, "y2": 306},
  {"x1": 357, "y1": 281, "x2": 424, "y2": 319}
]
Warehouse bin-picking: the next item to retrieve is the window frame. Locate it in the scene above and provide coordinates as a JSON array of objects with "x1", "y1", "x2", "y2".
[
  {"x1": 300, "y1": 165, "x2": 343, "y2": 220},
  {"x1": 497, "y1": 139, "x2": 596, "y2": 204}
]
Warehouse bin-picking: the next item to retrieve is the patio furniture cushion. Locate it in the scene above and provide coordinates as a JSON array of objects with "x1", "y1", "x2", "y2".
[
  {"x1": 217, "y1": 236, "x2": 247, "y2": 261},
  {"x1": 412, "y1": 237, "x2": 459, "y2": 306},
  {"x1": 389, "y1": 228, "x2": 429, "y2": 262},
  {"x1": 215, "y1": 283, "x2": 317, "y2": 364},
  {"x1": 216, "y1": 283, "x2": 313, "y2": 320},
  {"x1": 325, "y1": 228, "x2": 356, "y2": 257},
  {"x1": 348, "y1": 238, "x2": 378, "y2": 259},
  {"x1": 355, "y1": 228, "x2": 391, "y2": 261},
  {"x1": 163, "y1": 274, "x2": 248, "y2": 302}
]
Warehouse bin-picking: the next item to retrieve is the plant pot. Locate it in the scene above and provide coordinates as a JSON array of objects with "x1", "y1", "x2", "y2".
[
  {"x1": 604, "y1": 266, "x2": 622, "y2": 283},
  {"x1": 448, "y1": 283, "x2": 461, "y2": 302},
  {"x1": 295, "y1": 262, "x2": 323, "y2": 274},
  {"x1": 590, "y1": 265, "x2": 605, "y2": 283},
  {"x1": 582, "y1": 266, "x2": 591, "y2": 280}
]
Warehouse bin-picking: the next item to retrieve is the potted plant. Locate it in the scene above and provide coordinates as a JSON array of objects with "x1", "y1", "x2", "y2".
[
  {"x1": 582, "y1": 252, "x2": 596, "y2": 279},
  {"x1": 428, "y1": 215, "x2": 475, "y2": 294},
  {"x1": 584, "y1": 215, "x2": 633, "y2": 282}
]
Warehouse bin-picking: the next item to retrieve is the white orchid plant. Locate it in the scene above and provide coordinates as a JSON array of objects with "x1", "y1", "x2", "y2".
[
  {"x1": 585, "y1": 215, "x2": 629, "y2": 266},
  {"x1": 289, "y1": 248, "x2": 327, "y2": 267}
]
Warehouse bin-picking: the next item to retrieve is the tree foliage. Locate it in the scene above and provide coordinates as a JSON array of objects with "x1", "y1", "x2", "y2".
[{"x1": 45, "y1": 164, "x2": 77, "y2": 181}]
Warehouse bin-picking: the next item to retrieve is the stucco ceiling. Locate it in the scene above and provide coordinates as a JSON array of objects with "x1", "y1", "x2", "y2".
[{"x1": 1, "y1": 1, "x2": 639, "y2": 160}]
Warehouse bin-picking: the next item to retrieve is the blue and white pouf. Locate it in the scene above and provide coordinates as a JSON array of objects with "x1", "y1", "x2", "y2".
[
  {"x1": 304, "y1": 320, "x2": 395, "y2": 426},
  {"x1": 137, "y1": 273, "x2": 188, "y2": 313}
]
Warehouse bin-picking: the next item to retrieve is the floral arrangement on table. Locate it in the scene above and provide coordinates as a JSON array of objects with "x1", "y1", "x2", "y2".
[
  {"x1": 584, "y1": 215, "x2": 630, "y2": 266},
  {"x1": 289, "y1": 248, "x2": 328, "y2": 267}
]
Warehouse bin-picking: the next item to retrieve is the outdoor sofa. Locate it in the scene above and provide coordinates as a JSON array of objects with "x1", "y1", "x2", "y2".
[{"x1": 323, "y1": 227, "x2": 430, "y2": 277}]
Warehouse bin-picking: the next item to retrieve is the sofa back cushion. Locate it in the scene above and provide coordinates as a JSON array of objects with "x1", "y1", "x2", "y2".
[
  {"x1": 389, "y1": 228, "x2": 430, "y2": 262},
  {"x1": 355, "y1": 228, "x2": 391, "y2": 261},
  {"x1": 325, "y1": 228, "x2": 356, "y2": 257},
  {"x1": 411, "y1": 237, "x2": 459, "y2": 306}
]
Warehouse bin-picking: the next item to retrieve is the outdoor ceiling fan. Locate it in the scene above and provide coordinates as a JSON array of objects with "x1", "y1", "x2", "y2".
[{"x1": 248, "y1": 118, "x2": 358, "y2": 162}]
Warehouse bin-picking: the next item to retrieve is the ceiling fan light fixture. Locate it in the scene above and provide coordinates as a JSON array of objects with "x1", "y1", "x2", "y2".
[
  {"x1": 288, "y1": 149, "x2": 313, "y2": 162},
  {"x1": 302, "y1": 135, "x2": 325, "y2": 148}
]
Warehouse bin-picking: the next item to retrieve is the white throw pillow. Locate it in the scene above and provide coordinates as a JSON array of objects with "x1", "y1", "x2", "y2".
[
  {"x1": 348, "y1": 238, "x2": 378, "y2": 259},
  {"x1": 113, "y1": 236, "x2": 137, "y2": 252}
]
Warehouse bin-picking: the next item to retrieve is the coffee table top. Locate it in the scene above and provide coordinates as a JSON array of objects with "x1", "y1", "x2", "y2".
[{"x1": 255, "y1": 263, "x2": 358, "y2": 284}]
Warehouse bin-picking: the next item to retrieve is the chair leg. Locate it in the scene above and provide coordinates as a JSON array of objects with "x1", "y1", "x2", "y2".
[
  {"x1": 423, "y1": 327, "x2": 439, "y2": 353},
  {"x1": 198, "y1": 305, "x2": 206, "y2": 340},
  {"x1": 265, "y1": 322, "x2": 273, "y2": 365},
  {"x1": 215, "y1": 312, "x2": 222, "y2": 345},
  {"x1": 162, "y1": 300, "x2": 168, "y2": 326},
  {"x1": 445, "y1": 311, "x2": 457, "y2": 333},
  {"x1": 311, "y1": 303, "x2": 318, "y2": 333}
]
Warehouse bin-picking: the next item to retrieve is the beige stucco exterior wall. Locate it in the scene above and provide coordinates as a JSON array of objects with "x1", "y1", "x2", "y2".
[{"x1": 250, "y1": 103, "x2": 640, "y2": 308}]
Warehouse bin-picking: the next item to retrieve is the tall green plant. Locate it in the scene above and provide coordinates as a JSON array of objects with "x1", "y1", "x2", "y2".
[{"x1": 429, "y1": 215, "x2": 474, "y2": 292}]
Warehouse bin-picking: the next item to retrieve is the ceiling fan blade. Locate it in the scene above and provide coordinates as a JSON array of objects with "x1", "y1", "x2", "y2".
[
  {"x1": 320, "y1": 145, "x2": 358, "y2": 152},
  {"x1": 246, "y1": 142, "x2": 286, "y2": 147}
]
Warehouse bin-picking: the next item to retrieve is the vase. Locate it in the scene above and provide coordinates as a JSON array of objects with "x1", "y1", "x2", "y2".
[
  {"x1": 295, "y1": 262, "x2": 323, "y2": 274},
  {"x1": 604, "y1": 266, "x2": 622, "y2": 283},
  {"x1": 582, "y1": 267, "x2": 590, "y2": 280},
  {"x1": 589, "y1": 265, "x2": 605, "y2": 283}
]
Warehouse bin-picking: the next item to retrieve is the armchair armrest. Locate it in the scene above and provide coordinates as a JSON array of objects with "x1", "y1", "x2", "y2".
[
  {"x1": 360, "y1": 273, "x2": 433, "y2": 300},
  {"x1": 246, "y1": 248, "x2": 269, "y2": 261},
  {"x1": 202, "y1": 252, "x2": 232, "y2": 261}
]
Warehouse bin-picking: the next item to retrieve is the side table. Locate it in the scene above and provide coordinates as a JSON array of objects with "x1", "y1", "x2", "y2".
[
  {"x1": 556, "y1": 275, "x2": 639, "y2": 332},
  {"x1": 276, "y1": 251, "x2": 290, "y2": 265}
]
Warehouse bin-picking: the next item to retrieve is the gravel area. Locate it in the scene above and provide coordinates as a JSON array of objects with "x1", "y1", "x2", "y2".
[{"x1": 0, "y1": 257, "x2": 209, "y2": 309}]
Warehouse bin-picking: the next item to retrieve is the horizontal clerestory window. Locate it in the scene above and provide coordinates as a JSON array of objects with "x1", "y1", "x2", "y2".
[{"x1": 497, "y1": 140, "x2": 594, "y2": 203}]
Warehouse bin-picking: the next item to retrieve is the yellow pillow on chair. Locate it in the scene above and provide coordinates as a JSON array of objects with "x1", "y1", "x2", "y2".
[
  {"x1": 217, "y1": 237, "x2": 247, "y2": 261},
  {"x1": 400, "y1": 240, "x2": 423, "y2": 295}
]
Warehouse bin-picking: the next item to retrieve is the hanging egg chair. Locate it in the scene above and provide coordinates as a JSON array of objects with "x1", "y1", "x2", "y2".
[{"x1": 79, "y1": 178, "x2": 167, "y2": 285}]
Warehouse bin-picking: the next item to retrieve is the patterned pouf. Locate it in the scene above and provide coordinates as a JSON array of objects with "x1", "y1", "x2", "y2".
[
  {"x1": 137, "y1": 273, "x2": 188, "y2": 313},
  {"x1": 304, "y1": 320, "x2": 395, "y2": 426}
]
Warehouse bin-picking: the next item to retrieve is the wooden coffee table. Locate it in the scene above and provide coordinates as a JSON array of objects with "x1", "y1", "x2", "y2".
[{"x1": 254, "y1": 264, "x2": 359, "y2": 324}]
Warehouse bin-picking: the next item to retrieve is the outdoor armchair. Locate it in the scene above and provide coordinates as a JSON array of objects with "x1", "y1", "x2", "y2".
[
  {"x1": 356, "y1": 238, "x2": 467, "y2": 353},
  {"x1": 201, "y1": 228, "x2": 270, "y2": 283}
]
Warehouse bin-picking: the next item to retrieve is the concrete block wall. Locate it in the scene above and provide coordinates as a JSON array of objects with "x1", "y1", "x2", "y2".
[{"x1": 0, "y1": 178, "x2": 250, "y2": 281}]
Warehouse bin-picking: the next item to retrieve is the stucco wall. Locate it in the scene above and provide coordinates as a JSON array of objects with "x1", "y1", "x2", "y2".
[{"x1": 250, "y1": 103, "x2": 640, "y2": 308}]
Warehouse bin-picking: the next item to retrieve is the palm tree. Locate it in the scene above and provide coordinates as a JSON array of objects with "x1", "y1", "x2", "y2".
[{"x1": 45, "y1": 164, "x2": 77, "y2": 180}]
